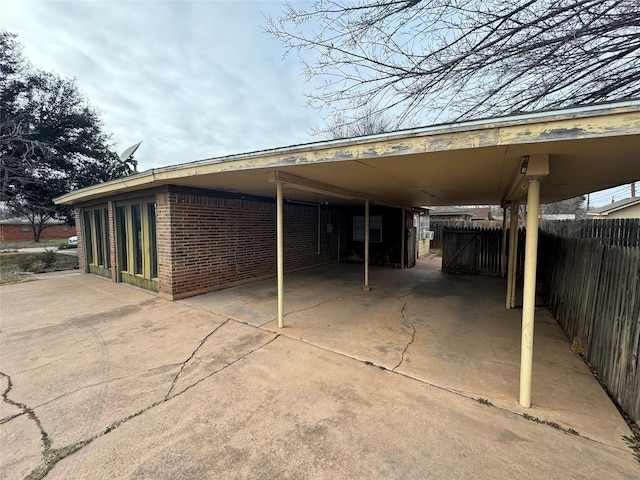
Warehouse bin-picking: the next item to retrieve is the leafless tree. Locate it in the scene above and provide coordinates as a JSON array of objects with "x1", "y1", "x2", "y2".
[
  {"x1": 314, "y1": 105, "x2": 394, "y2": 138},
  {"x1": 266, "y1": 0, "x2": 640, "y2": 126}
]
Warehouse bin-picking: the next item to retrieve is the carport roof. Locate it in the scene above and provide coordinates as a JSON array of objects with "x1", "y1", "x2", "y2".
[{"x1": 55, "y1": 100, "x2": 640, "y2": 208}]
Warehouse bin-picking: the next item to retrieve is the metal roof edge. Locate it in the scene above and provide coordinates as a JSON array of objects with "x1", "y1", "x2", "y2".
[{"x1": 55, "y1": 99, "x2": 640, "y2": 205}]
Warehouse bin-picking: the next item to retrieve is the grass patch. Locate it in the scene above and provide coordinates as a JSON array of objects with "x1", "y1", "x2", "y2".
[
  {"x1": 476, "y1": 397, "x2": 493, "y2": 406},
  {"x1": 0, "y1": 252, "x2": 78, "y2": 285},
  {"x1": 0, "y1": 239, "x2": 67, "y2": 251},
  {"x1": 623, "y1": 434, "x2": 640, "y2": 463}
]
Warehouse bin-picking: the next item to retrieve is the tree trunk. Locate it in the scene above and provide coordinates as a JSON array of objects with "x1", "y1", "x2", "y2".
[{"x1": 32, "y1": 225, "x2": 41, "y2": 243}]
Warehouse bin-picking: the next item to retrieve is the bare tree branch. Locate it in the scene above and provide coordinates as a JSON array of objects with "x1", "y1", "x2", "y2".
[{"x1": 266, "y1": 0, "x2": 640, "y2": 128}]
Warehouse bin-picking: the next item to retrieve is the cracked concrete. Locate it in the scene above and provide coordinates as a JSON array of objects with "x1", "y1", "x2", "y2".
[{"x1": 1, "y1": 264, "x2": 638, "y2": 479}]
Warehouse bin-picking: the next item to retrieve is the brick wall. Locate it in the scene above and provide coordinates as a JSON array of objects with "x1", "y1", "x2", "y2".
[
  {"x1": 74, "y1": 208, "x2": 86, "y2": 273},
  {"x1": 0, "y1": 224, "x2": 76, "y2": 241},
  {"x1": 159, "y1": 191, "x2": 341, "y2": 300},
  {"x1": 107, "y1": 202, "x2": 117, "y2": 281}
]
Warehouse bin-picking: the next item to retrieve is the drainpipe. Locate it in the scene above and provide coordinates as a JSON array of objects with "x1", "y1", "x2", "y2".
[
  {"x1": 520, "y1": 179, "x2": 541, "y2": 408},
  {"x1": 364, "y1": 200, "x2": 370, "y2": 290},
  {"x1": 277, "y1": 182, "x2": 284, "y2": 328}
]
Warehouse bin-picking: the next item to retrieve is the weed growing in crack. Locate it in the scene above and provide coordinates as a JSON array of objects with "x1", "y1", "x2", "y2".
[
  {"x1": 521, "y1": 412, "x2": 580, "y2": 436},
  {"x1": 477, "y1": 398, "x2": 493, "y2": 406},
  {"x1": 622, "y1": 435, "x2": 640, "y2": 463},
  {"x1": 26, "y1": 440, "x2": 93, "y2": 480}
]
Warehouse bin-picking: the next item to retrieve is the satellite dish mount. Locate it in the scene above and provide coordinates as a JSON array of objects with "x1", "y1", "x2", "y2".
[{"x1": 119, "y1": 141, "x2": 142, "y2": 174}]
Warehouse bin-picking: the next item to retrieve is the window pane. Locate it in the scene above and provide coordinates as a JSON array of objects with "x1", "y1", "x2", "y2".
[
  {"x1": 116, "y1": 206, "x2": 128, "y2": 272},
  {"x1": 83, "y1": 211, "x2": 93, "y2": 264},
  {"x1": 132, "y1": 204, "x2": 143, "y2": 274},
  {"x1": 103, "y1": 208, "x2": 111, "y2": 269},
  {"x1": 94, "y1": 210, "x2": 103, "y2": 266},
  {"x1": 148, "y1": 202, "x2": 158, "y2": 279}
]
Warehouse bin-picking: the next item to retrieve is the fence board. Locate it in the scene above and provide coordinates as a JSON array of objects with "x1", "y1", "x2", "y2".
[{"x1": 538, "y1": 233, "x2": 640, "y2": 423}]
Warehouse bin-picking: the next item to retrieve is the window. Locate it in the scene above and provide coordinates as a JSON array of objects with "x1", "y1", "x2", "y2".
[
  {"x1": 116, "y1": 206, "x2": 128, "y2": 272},
  {"x1": 353, "y1": 215, "x2": 382, "y2": 242},
  {"x1": 419, "y1": 216, "x2": 430, "y2": 240},
  {"x1": 83, "y1": 211, "x2": 94, "y2": 265},
  {"x1": 115, "y1": 198, "x2": 158, "y2": 291},
  {"x1": 148, "y1": 202, "x2": 158, "y2": 279},
  {"x1": 82, "y1": 206, "x2": 110, "y2": 276},
  {"x1": 131, "y1": 204, "x2": 143, "y2": 274}
]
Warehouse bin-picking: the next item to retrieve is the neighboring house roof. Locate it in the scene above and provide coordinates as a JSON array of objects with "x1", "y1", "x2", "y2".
[
  {"x1": 430, "y1": 207, "x2": 474, "y2": 218},
  {"x1": 0, "y1": 217, "x2": 67, "y2": 225},
  {"x1": 466, "y1": 207, "x2": 492, "y2": 220},
  {"x1": 587, "y1": 197, "x2": 640, "y2": 216},
  {"x1": 429, "y1": 206, "x2": 493, "y2": 220},
  {"x1": 542, "y1": 214, "x2": 576, "y2": 220}
]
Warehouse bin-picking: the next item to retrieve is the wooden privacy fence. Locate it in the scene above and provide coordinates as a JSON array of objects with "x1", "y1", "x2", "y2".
[
  {"x1": 540, "y1": 218, "x2": 640, "y2": 247},
  {"x1": 537, "y1": 233, "x2": 640, "y2": 423},
  {"x1": 439, "y1": 221, "x2": 640, "y2": 422},
  {"x1": 441, "y1": 227, "x2": 525, "y2": 278}
]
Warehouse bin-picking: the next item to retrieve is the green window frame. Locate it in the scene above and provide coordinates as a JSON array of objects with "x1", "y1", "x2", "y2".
[
  {"x1": 115, "y1": 198, "x2": 158, "y2": 292},
  {"x1": 82, "y1": 206, "x2": 111, "y2": 278}
]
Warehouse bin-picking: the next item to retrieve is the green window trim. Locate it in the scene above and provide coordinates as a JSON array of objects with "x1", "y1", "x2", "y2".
[
  {"x1": 82, "y1": 205, "x2": 110, "y2": 278},
  {"x1": 115, "y1": 198, "x2": 159, "y2": 290}
]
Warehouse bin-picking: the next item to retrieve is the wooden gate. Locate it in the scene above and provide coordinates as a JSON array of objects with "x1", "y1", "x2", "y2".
[{"x1": 442, "y1": 228, "x2": 504, "y2": 275}]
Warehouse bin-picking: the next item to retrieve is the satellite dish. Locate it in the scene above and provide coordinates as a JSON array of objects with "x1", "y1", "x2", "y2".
[{"x1": 119, "y1": 141, "x2": 142, "y2": 174}]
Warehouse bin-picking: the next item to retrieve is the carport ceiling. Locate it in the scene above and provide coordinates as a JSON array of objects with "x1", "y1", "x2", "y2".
[{"x1": 56, "y1": 101, "x2": 640, "y2": 208}]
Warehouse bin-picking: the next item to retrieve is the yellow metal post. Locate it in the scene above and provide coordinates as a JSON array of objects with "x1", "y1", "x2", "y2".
[
  {"x1": 364, "y1": 200, "x2": 370, "y2": 289},
  {"x1": 277, "y1": 182, "x2": 284, "y2": 328},
  {"x1": 519, "y1": 179, "x2": 541, "y2": 408},
  {"x1": 506, "y1": 202, "x2": 519, "y2": 309},
  {"x1": 401, "y1": 208, "x2": 405, "y2": 269},
  {"x1": 501, "y1": 207, "x2": 507, "y2": 278}
]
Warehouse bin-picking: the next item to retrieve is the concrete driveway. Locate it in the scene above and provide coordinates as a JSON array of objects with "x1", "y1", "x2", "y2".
[{"x1": 1, "y1": 263, "x2": 638, "y2": 479}]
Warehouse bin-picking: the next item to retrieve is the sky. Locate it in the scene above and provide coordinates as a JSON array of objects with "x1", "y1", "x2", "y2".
[
  {"x1": 3, "y1": 0, "x2": 320, "y2": 170},
  {"x1": 2, "y1": 0, "x2": 634, "y2": 207}
]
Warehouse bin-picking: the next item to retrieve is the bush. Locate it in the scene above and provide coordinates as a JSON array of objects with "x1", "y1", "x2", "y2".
[
  {"x1": 40, "y1": 248, "x2": 58, "y2": 268},
  {"x1": 16, "y1": 255, "x2": 35, "y2": 272}
]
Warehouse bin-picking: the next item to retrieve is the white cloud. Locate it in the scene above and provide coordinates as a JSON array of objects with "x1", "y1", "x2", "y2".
[{"x1": 3, "y1": 0, "x2": 319, "y2": 170}]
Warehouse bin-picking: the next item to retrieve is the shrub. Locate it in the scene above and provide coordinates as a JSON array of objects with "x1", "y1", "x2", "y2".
[
  {"x1": 17, "y1": 255, "x2": 35, "y2": 272},
  {"x1": 40, "y1": 248, "x2": 58, "y2": 268}
]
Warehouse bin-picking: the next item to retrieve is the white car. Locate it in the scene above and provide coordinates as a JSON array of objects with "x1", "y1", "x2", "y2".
[{"x1": 68, "y1": 235, "x2": 78, "y2": 246}]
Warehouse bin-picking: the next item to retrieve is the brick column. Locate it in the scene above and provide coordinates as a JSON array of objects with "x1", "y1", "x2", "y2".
[
  {"x1": 156, "y1": 192, "x2": 174, "y2": 299},
  {"x1": 107, "y1": 201, "x2": 118, "y2": 282},
  {"x1": 74, "y1": 208, "x2": 86, "y2": 273}
]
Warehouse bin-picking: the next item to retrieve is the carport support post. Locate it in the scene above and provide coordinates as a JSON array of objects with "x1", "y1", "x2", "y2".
[
  {"x1": 501, "y1": 207, "x2": 507, "y2": 278},
  {"x1": 277, "y1": 181, "x2": 284, "y2": 328},
  {"x1": 519, "y1": 179, "x2": 541, "y2": 408},
  {"x1": 506, "y1": 202, "x2": 519, "y2": 309},
  {"x1": 401, "y1": 208, "x2": 406, "y2": 269},
  {"x1": 364, "y1": 200, "x2": 370, "y2": 289}
]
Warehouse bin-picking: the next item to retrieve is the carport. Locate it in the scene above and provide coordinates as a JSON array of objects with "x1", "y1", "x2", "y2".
[{"x1": 55, "y1": 100, "x2": 640, "y2": 409}]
